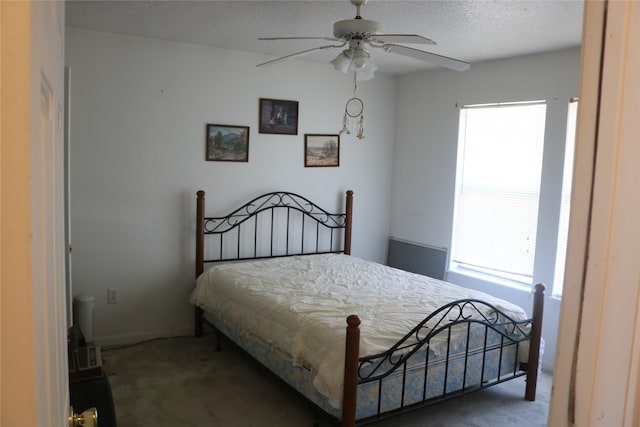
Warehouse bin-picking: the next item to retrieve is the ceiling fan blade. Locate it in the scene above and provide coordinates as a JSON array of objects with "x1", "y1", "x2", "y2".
[
  {"x1": 383, "y1": 44, "x2": 470, "y2": 71},
  {"x1": 370, "y1": 34, "x2": 436, "y2": 45},
  {"x1": 256, "y1": 43, "x2": 345, "y2": 67},
  {"x1": 259, "y1": 36, "x2": 342, "y2": 42}
]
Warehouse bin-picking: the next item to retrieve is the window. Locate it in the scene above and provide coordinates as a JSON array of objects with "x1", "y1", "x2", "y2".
[
  {"x1": 552, "y1": 99, "x2": 578, "y2": 296},
  {"x1": 450, "y1": 101, "x2": 547, "y2": 285}
]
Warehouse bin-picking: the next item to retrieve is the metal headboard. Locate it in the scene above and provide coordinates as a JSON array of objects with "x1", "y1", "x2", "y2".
[{"x1": 194, "y1": 189, "x2": 353, "y2": 335}]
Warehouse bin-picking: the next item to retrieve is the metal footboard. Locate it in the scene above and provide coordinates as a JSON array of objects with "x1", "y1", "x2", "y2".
[{"x1": 342, "y1": 283, "x2": 545, "y2": 426}]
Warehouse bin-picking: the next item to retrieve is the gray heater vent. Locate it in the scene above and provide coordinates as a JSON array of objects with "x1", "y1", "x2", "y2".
[{"x1": 386, "y1": 237, "x2": 448, "y2": 280}]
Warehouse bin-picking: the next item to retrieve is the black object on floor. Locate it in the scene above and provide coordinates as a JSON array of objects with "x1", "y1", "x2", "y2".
[{"x1": 70, "y1": 374, "x2": 117, "y2": 427}]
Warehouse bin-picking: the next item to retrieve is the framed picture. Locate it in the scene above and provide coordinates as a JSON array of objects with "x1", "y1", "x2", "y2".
[
  {"x1": 304, "y1": 134, "x2": 340, "y2": 167},
  {"x1": 206, "y1": 124, "x2": 249, "y2": 162},
  {"x1": 259, "y1": 98, "x2": 299, "y2": 135}
]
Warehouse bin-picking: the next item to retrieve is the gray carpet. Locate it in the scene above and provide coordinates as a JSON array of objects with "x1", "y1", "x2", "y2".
[{"x1": 103, "y1": 335, "x2": 551, "y2": 427}]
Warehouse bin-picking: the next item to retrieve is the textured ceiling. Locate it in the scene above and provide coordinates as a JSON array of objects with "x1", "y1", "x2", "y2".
[{"x1": 65, "y1": 0, "x2": 584, "y2": 75}]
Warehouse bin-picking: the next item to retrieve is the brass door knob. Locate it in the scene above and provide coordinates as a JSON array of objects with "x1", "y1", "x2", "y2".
[{"x1": 69, "y1": 406, "x2": 98, "y2": 427}]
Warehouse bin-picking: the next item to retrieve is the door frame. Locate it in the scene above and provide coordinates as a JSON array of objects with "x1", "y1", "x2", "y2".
[{"x1": 549, "y1": 1, "x2": 640, "y2": 425}]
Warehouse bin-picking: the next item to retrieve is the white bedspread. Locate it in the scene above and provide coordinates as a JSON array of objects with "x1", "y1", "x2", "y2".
[{"x1": 190, "y1": 254, "x2": 528, "y2": 408}]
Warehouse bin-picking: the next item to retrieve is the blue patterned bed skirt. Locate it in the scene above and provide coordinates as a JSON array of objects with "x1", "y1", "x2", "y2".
[{"x1": 203, "y1": 312, "x2": 523, "y2": 421}]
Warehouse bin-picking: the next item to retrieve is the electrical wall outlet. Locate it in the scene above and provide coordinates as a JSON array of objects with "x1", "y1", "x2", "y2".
[{"x1": 107, "y1": 288, "x2": 119, "y2": 304}]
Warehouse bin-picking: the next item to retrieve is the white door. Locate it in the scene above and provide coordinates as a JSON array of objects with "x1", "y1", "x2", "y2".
[
  {"x1": 0, "y1": 1, "x2": 68, "y2": 426},
  {"x1": 32, "y1": 1, "x2": 69, "y2": 425}
]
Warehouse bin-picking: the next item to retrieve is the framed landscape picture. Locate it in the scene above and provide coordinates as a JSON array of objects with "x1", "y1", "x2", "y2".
[
  {"x1": 259, "y1": 98, "x2": 299, "y2": 135},
  {"x1": 206, "y1": 124, "x2": 249, "y2": 162},
  {"x1": 304, "y1": 134, "x2": 340, "y2": 167}
]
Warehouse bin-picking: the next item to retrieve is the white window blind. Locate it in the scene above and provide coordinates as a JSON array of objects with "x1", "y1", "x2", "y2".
[
  {"x1": 451, "y1": 101, "x2": 547, "y2": 284},
  {"x1": 552, "y1": 99, "x2": 578, "y2": 296}
]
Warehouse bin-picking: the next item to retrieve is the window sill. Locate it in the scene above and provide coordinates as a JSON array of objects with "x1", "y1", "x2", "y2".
[
  {"x1": 447, "y1": 266, "x2": 533, "y2": 293},
  {"x1": 447, "y1": 267, "x2": 563, "y2": 301}
]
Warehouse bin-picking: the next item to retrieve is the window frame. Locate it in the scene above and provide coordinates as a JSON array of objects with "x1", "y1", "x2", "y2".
[
  {"x1": 449, "y1": 98, "x2": 574, "y2": 297},
  {"x1": 551, "y1": 98, "x2": 579, "y2": 296}
]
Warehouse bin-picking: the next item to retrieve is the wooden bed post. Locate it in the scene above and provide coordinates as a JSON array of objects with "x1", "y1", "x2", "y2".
[
  {"x1": 525, "y1": 283, "x2": 545, "y2": 401},
  {"x1": 342, "y1": 314, "x2": 360, "y2": 427},
  {"x1": 344, "y1": 190, "x2": 353, "y2": 255},
  {"x1": 195, "y1": 190, "x2": 205, "y2": 337}
]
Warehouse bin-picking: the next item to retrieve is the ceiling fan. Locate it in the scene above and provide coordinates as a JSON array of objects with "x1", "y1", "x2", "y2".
[{"x1": 256, "y1": 0, "x2": 470, "y2": 80}]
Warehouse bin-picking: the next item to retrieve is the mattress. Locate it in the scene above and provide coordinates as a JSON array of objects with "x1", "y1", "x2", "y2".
[{"x1": 190, "y1": 254, "x2": 529, "y2": 409}]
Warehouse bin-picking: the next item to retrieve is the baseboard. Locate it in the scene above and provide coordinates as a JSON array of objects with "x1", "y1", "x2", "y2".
[{"x1": 96, "y1": 326, "x2": 193, "y2": 348}]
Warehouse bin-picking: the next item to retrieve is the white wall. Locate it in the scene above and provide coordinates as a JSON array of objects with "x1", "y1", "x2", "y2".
[
  {"x1": 66, "y1": 27, "x2": 580, "y2": 371},
  {"x1": 392, "y1": 48, "x2": 582, "y2": 371},
  {"x1": 65, "y1": 28, "x2": 396, "y2": 346}
]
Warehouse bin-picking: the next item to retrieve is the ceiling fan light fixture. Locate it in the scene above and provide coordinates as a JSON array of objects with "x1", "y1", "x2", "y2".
[
  {"x1": 356, "y1": 66, "x2": 376, "y2": 81},
  {"x1": 331, "y1": 51, "x2": 352, "y2": 74},
  {"x1": 349, "y1": 47, "x2": 370, "y2": 71},
  {"x1": 355, "y1": 52, "x2": 376, "y2": 80},
  {"x1": 332, "y1": 48, "x2": 375, "y2": 80}
]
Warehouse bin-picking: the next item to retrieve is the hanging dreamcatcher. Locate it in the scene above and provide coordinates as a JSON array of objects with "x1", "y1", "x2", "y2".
[{"x1": 339, "y1": 74, "x2": 365, "y2": 139}]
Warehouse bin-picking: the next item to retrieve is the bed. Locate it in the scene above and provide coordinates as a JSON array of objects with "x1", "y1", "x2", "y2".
[{"x1": 190, "y1": 189, "x2": 544, "y2": 427}]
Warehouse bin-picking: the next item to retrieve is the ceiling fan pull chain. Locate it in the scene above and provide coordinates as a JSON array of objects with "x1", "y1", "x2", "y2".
[
  {"x1": 353, "y1": 73, "x2": 364, "y2": 139},
  {"x1": 353, "y1": 73, "x2": 358, "y2": 97}
]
